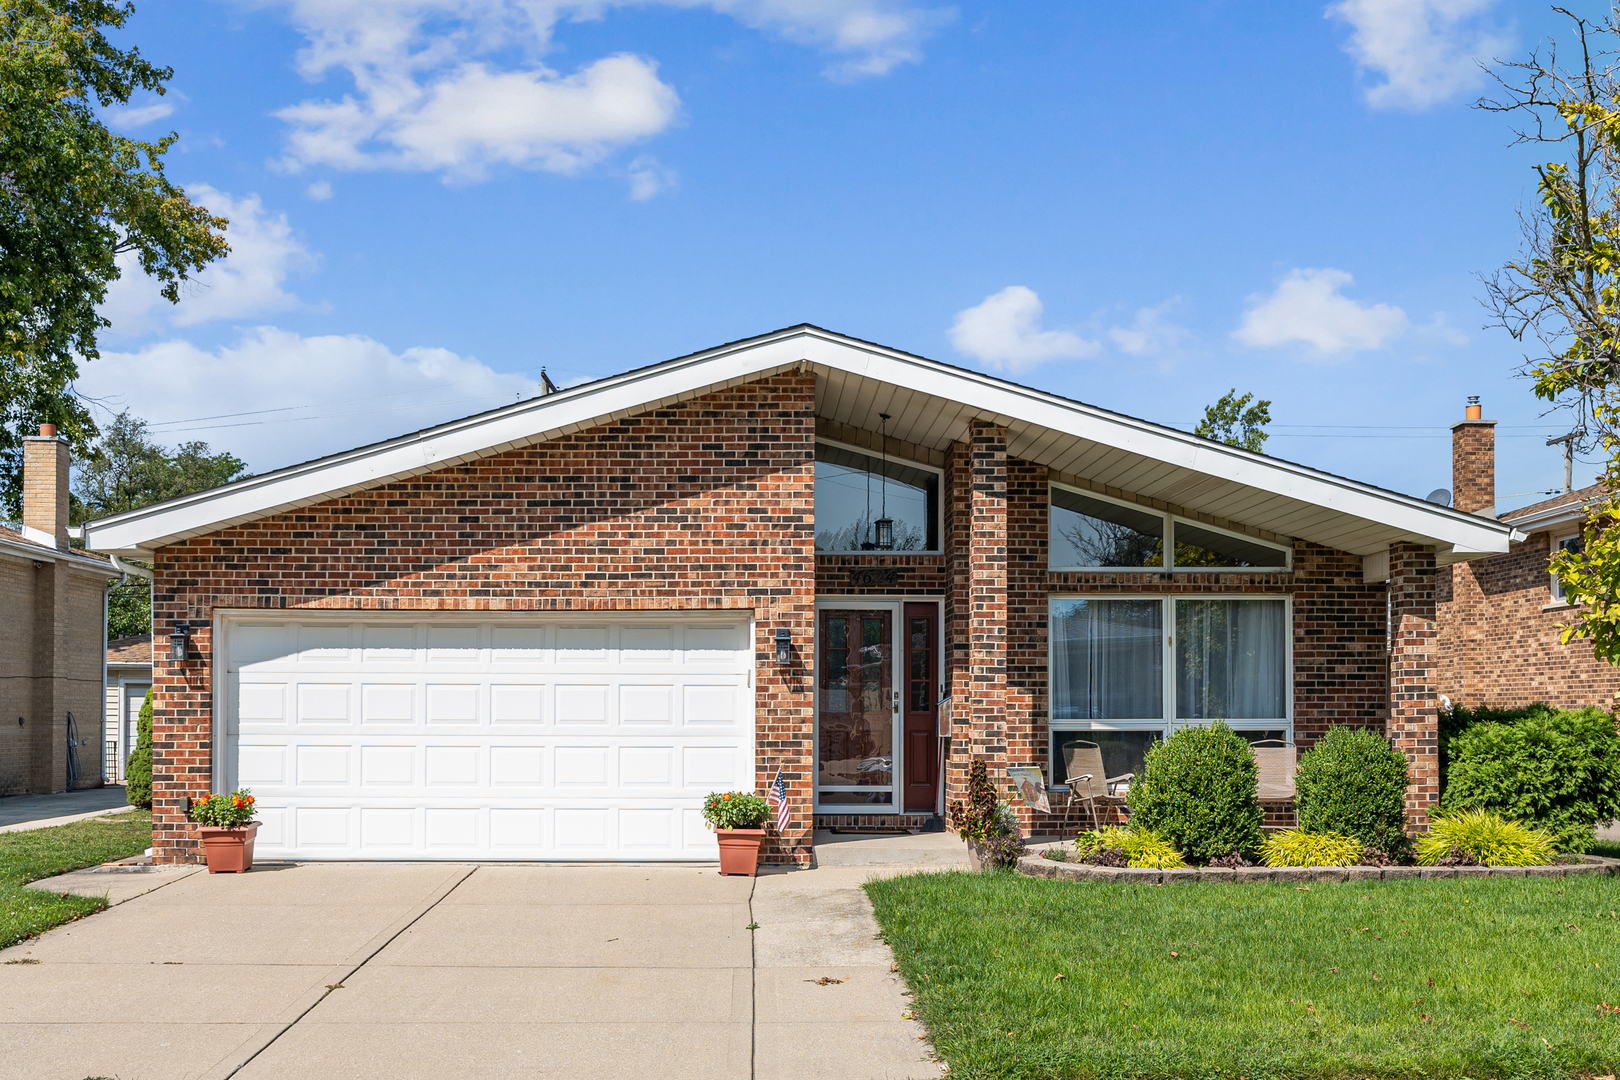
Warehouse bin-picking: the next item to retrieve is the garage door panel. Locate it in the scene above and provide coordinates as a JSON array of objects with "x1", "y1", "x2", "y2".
[{"x1": 226, "y1": 615, "x2": 752, "y2": 861}]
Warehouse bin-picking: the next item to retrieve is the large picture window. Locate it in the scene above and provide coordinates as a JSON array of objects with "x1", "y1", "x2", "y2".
[
  {"x1": 815, "y1": 441, "x2": 940, "y2": 552},
  {"x1": 1048, "y1": 595, "x2": 1290, "y2": 786},
  {"x1": 1049, "y1": 483, "x2": 1289, "y2": 572}
]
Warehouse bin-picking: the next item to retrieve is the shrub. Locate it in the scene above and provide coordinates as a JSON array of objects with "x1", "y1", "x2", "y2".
[
  {"x1": 1126, "y1": 723, "x2": 1263, "y2": 864},
  {"x1": 1260, "y1": 829, "x2": 1363, "y2": 868},
  {"x1": 702, "y1": 791, "x2": 770, "y2": 829},
  {"x1": 950, "y1": 761, "x2": 1025, "y2": 868},
  {"x1": 1442, "y1": 706, "x2": 1620, "y2": 852},
  {"x1": 1439, "y1": 702, "x2": 1554, "y2": 795},
  {"x1": 1294, "y1": 725, "x2": 1410, "y2": 858},
  {"x1": 124, "y1": 689, "x2": 153, "y2": 810},
  {"x1": 1089, "y1": 826, "x2": 1184, "y2": 869},
  {"x1": 1416, "y1": 809, "x2": 1555, "y2": 866}
]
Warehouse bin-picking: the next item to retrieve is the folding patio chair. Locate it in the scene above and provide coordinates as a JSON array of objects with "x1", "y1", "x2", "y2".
[{"x1": 1060, "y1": 740, "x2": 1134, "y2": 832}]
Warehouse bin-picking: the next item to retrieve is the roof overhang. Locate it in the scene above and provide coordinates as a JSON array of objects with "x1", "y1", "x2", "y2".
[
  {"x1": 0, "y1": 534, "x2": 115, "y2": 574},
  {"x1": 84, "y1": 325, "x2": 1519, "y2": 566}
]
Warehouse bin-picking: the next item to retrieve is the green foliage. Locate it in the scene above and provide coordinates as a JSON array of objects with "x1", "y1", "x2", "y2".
[
  {"x1": 1439, "y1": 702, "x2": 1548, "y2": 793},
  {"x1": 1259, "y1": 829, "x2": 1364, "y2": 868},
  {"x1": 1087, "y1": 826, "x2": 1184, "y2": 869},
  {"x1": 1417, "y1": 809, "x2": 1556, "y2": 867},
  {"x1": 1294, "y1": 725, "x2": 1410, "y2": 857},
  {"x1": 701, "y1": 790, "x2": 769, "y2": 829},
  {"x1": 1193, "y1": 389, "x2": 1271, "y2": 453},
  {"x1": 106, "y1": 579, "x2": 150, "y2": 639},
  {"x1": 123, "y1": 687, "x2": 151, "y2": 809},
  {"x1": 1126, "y1": 722, "x2": 1263, "y2": 864},
  {"x1": 949, "y1": 759, "x2": 1007, "y2": 843},
  {"x1": 0, "y1": 1, "x2": 229, "y2": 517},
  {"x1": 188, "y1": 788, "x2": 255, "y2": 828},
  {"x1": 1442, "y1": 706, "x2": 1620, "y2": 852}
]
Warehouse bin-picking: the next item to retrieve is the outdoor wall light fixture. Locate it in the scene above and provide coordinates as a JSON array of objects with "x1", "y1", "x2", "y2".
[
  {"x1": 873, "y1": 412, "x2": 894, "y2": 551},
  {"x1": 169, "y1": 623, "x2": 190, "y2": 664},
  {"x1": 774, "y1": 627, "x2": 792, "y2": 665}
]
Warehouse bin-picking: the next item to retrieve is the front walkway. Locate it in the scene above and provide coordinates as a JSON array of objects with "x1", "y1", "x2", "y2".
[
  {"x1": 0, "y1": 786, "x2": 133, "y2": 833},
  {"x1": 0, "y1": 834, "x2": 966, "y2": 1080}
]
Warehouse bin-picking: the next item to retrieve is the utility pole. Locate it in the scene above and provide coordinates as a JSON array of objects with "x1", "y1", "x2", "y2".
[{"x1": 1547, "y1": 430, "x2": 1582, "y2": 494}]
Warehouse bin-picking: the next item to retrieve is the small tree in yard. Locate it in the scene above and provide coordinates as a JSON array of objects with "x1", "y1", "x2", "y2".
[{"x1": 124, "y1": 687, "x2": 152, "y2": 809}]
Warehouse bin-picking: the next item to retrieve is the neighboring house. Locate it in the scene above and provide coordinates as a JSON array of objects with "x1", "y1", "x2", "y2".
[
  {"x1": 104, "y1": 635, "x2": 153, "y2": 783},
  {"x1": 83, "y1": 326, "x2": 1517, "y2": 865},
  {"x1": 0, "y1": 426, "x2": 120, "y2": 794},
  {"x1": 1438, "y1": 403, "x2": 1620, "y2": 709}
]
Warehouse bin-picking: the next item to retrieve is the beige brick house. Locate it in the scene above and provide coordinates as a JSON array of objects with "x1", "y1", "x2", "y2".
[
  {"x1": 0, "y1": 426, "x2": 119, "y2": 794},
  {"x1": 82, "y1": 327, "x2": 1519, "y2": 864}
]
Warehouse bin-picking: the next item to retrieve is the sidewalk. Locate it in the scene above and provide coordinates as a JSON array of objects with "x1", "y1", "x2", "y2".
[{"x1": 0, "y1": 787, "x2": 134, "y2": 833}]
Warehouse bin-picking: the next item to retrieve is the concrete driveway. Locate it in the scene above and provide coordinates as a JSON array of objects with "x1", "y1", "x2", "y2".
[{"x1": 0, "y1": 847, "x2": 952, "y2": 1080}]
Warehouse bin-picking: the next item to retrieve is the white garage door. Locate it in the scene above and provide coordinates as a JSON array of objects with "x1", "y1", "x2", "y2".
[{"x1": 221, "y1": 615, "x2": 754, "y2": 861}]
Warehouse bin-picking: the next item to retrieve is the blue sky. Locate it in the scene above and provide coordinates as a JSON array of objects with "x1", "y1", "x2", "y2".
[{"x1": 80, "y1": 0, "x2": 1592, "y2": 513}]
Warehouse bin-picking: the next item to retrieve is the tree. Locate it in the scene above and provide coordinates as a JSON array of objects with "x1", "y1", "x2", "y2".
[
  {"x1": 76, "y1": 411, "x2": 248, "y2": 638},
  {"x1": 1194, "y1": 389, "x2": 1271, "y2": 453},
  {"x1": 1480, "y1": 10, "x2": 1620, "y2": 663},
  {"x1": 0, "y1": 1, "x2": 229, "y2": 519}
]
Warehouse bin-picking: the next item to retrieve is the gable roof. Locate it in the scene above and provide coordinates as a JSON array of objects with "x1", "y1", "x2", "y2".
[
  {"x1": 107, "y1": 634, "x2": 153, "y2": 666},
  {"x1": 82, "y1": 324, "x2": 1520, "y2": 567}
]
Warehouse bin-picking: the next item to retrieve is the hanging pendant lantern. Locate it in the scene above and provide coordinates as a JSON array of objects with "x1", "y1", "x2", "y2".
[{"x1": 874, "y1": 412, "x2": 894, "y2": 551}]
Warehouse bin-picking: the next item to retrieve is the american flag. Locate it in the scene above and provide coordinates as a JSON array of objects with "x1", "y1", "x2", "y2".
[{"x1": 767, "y1": 766, "x2": 790, "y2": 834}]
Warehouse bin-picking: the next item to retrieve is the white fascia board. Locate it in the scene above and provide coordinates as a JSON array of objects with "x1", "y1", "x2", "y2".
[
  {"x1": 84, "y1": 337, "x2": 809, "y2": 555},
  {"x1": 0, "y1": 535, "x2": 114, "y2": 573},
  {"x1": 794, "y1": 333, "x2": 1516, "y2": 557},
  {"x1": 1502, "y1": 502, "x2": 1592, "y2": 534}
]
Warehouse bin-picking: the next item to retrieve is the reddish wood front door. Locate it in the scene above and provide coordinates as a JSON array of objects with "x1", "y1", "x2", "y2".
[{"x1": 902, "y1": 602, "x2": 939, "y2": 812}]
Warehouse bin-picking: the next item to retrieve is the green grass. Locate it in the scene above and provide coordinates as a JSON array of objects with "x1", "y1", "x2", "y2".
[
  {"x1": 865, "y1": 870, "x2": 1620, "y2": 1079},
  {"x1": 1591, "y1": 839, "x2": 1620, "y2": 859},
  {"x1": 1, "y1": 812, "x2": 151, "y2": 951}
]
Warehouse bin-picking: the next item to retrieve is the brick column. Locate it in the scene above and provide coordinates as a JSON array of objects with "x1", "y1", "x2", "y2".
[{"x1": 1388, "y1": 542, "x2": 1438, "y2": 832}]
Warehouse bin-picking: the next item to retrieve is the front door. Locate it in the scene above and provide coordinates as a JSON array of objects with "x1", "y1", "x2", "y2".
[
  {"x1": 902, "y1": 603, "x2": 939, "y2": 812},
  {"x1": 817, "y1": 609, "x2": 896, "y2": 808}
]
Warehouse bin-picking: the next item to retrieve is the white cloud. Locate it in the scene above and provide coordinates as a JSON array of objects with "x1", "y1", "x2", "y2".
[
  {"x1": 1327, "y1": 0, "x2": 1511, "y2": 110},
  {"x1": 107, "y1": 101, "x2": 175, "y2": 128},
  {"x1": 305, "y1": 179, "x2": 334, "y2": 200},
  {"x1": 1107, "y1": 298, "x2": 1190, "y2": 357},
  {"x1": 269, "y1": 1, "x2": 947, "y2": 179},
  {"x1": 627, "y1": 155, "x2": 676, "y2": 200},
  {"x1": 948, "y1": 286, "x2": 1097, "y2": 372},
  {"x1": 76, "y1": 327, "x2": 540, "y2": 471},
  {"x1": 99, "y1": 186, "x2": 316, "y2": 337},
  {"x1": 1233, "y1": 268, "x2": 1407, "y2": 357}
]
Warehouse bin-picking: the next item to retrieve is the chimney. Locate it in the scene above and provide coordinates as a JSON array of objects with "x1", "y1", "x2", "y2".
[
  {"x1": 21, "y1": 423, "x2": 70, "y2": 549},
  {"x1": 1451, "y1": 396, "x2": 1496, "y2": 516}
]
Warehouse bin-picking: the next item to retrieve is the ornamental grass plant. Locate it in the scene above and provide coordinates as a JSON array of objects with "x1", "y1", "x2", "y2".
[
  {"x1": 1416, "y1": 809, "x2": 1556, "y2": 867},
  {"x1": 1260, "y1": 829, "x2": 1364, "y2": 868},
  {"x1": 1078, "y1": 826, "x2": 1184, "y2": 869}
]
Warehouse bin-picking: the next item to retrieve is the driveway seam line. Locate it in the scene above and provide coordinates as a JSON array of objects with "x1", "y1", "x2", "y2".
[
  {"x1": 203, "y1": 864, "x2": 478, "y2": 1080},
  {"x1": 749, "y1": 871, "x2": 757, "y2": 1080}
]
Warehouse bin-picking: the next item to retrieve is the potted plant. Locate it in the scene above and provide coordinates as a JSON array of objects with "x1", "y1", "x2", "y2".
[
  {"x1": 949, "y1": 760, "x2": 1027, "y2": 870},
  {"x1": 703, "y1": 790, "x2": 771, "y2": 876},
  {"x1": 189, "y1": 788, "x2": 259, "y2": 873}
]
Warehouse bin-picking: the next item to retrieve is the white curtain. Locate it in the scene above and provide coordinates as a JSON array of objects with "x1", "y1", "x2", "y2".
[
  {"x1": 1174, "y1": 599, "x2": 1286, "y2": 720},
  {"x1": 1051, "y1": 599, "x2": 1162, "y2": 720}
]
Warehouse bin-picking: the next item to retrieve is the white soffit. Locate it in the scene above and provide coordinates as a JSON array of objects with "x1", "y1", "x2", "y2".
[{"x1": 84, "y1": 325, "x2": 1516, "y2": 562}]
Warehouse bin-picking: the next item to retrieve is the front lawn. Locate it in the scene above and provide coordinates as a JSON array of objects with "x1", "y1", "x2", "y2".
[
  {"x1": 1, "y1": 811, "x2": 152, "y2": 951},
  {"x1": 865, "y1": 870, "x2": 1620, "y2": 1079}
]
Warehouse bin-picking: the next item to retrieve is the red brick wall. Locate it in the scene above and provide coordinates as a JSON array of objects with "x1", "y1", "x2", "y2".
[
  {"x1": 1437, "y1": 528, "x2": 1620, "y2": 709},
  {"x1": 149, "y1": 373, "x2": 816, "y2": 864}
]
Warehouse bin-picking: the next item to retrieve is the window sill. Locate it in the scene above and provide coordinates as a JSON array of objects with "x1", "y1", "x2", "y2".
[{"x1": 1543, "y1": 600, "x2": 1573, "y2": 612}]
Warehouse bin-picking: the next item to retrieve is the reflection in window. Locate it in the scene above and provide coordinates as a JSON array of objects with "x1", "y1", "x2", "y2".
[
  {"x1": 814, "y1": 442, "x2": 939, "y2": 552},
  {"x1": 1050, "y1": 488, "x2": 1164, "y2": 568},
  {"x1": 1173, "y1": 521, "x2": 1288, "y2": 569},
  {"x1": 1050, "y1": 599, "x2": 1163, "y2": 720}
]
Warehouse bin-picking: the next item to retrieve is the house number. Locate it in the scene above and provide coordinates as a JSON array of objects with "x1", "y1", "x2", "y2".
[{"x1": 849, "y1": 568, "x2": 901, "y2": 586}]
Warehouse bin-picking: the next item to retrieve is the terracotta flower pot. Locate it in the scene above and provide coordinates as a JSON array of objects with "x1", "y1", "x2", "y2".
[
  {"x1": 199, "y1": 822, "x2": 260, "y2": 873},
  {"x1": 715, "y1": 827, "x2": 766, "y2": 876}
]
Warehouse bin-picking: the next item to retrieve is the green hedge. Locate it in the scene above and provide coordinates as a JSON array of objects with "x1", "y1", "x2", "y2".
[
  {"x1": 1294, "y1": 725, "x2": 1410, "y2": 858},
  {"x1": 1439, "y1": 703, "x2": 1551, "y2": 794},
  {"x1": 1126, "y1": 723, "x2": 1263, "y2": 864},
  {"x1": 1442, "y1": 706, "x2": 1620, "y2": 852},
  {"x1": 124, "y1": 689, "x2": 153, "y2": 810}
]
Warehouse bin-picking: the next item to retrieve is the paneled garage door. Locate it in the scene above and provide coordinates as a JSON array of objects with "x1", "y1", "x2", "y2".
[{"x1": 221, "y1": 615, "x2": 755, "y2": 861}]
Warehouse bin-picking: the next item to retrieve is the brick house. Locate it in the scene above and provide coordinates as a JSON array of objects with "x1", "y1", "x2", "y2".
[
  {"x1": 1, "y1": 426, "x2": 118, "y2": 795},
  {"x1": 1438, "y1": 401, "x2": 1620, "y2": 709},
  {"x1": 83, "y1": 327, "x2": 1516, "y2": 864}
]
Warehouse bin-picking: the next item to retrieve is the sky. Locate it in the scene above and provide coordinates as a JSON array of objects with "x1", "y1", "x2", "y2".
[{"x1": 75, "y1": 0, "x2": 1602, "y2": 514}]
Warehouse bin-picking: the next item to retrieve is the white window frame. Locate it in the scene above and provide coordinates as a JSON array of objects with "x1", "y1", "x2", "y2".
[
  {"x1": 1551, "y1": 532, "x2": 1581, "y2": 605},
  {"x1": 1046, "y1": 593, "x2": 1293, "y2": 786},
  {"x1": 1048, "y1": 482, "x2": 1291, "y2": 573},
  {"x1": 814, "y1": 438, "x2": 944, "y2": 555}
]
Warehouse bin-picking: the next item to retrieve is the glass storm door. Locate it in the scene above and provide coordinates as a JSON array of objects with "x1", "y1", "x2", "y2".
[
  {"x1": 902, "y1": 603, "x2": 939, "y2": 812},
  {"x1": 817, "y1": 609, "x2": 896, "y2": 806}
]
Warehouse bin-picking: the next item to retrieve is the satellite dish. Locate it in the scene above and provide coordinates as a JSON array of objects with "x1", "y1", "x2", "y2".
[{"x1": 1426, "y1": 488, "x2": 1453, "y2": 507}]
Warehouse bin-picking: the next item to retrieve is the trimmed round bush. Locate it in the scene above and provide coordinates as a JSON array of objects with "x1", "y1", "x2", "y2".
[
  {"x1": 1442, "y1": 706, "x2": 1620, "y2": 853},
  {"x1": 1126, "y1": 723, "x2": 1262, "y2": 864},
  {"x1": 1294, "y1": 725, "x2": 1410, "y2": 859},
  {"x1": 124, "y1": 688, "x2": 153, "y2": 810}
]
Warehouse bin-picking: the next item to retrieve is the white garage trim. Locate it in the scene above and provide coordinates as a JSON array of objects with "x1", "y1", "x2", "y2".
[{"x1": 213, "y1": 611, "x2": 755, "y2": 862}]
